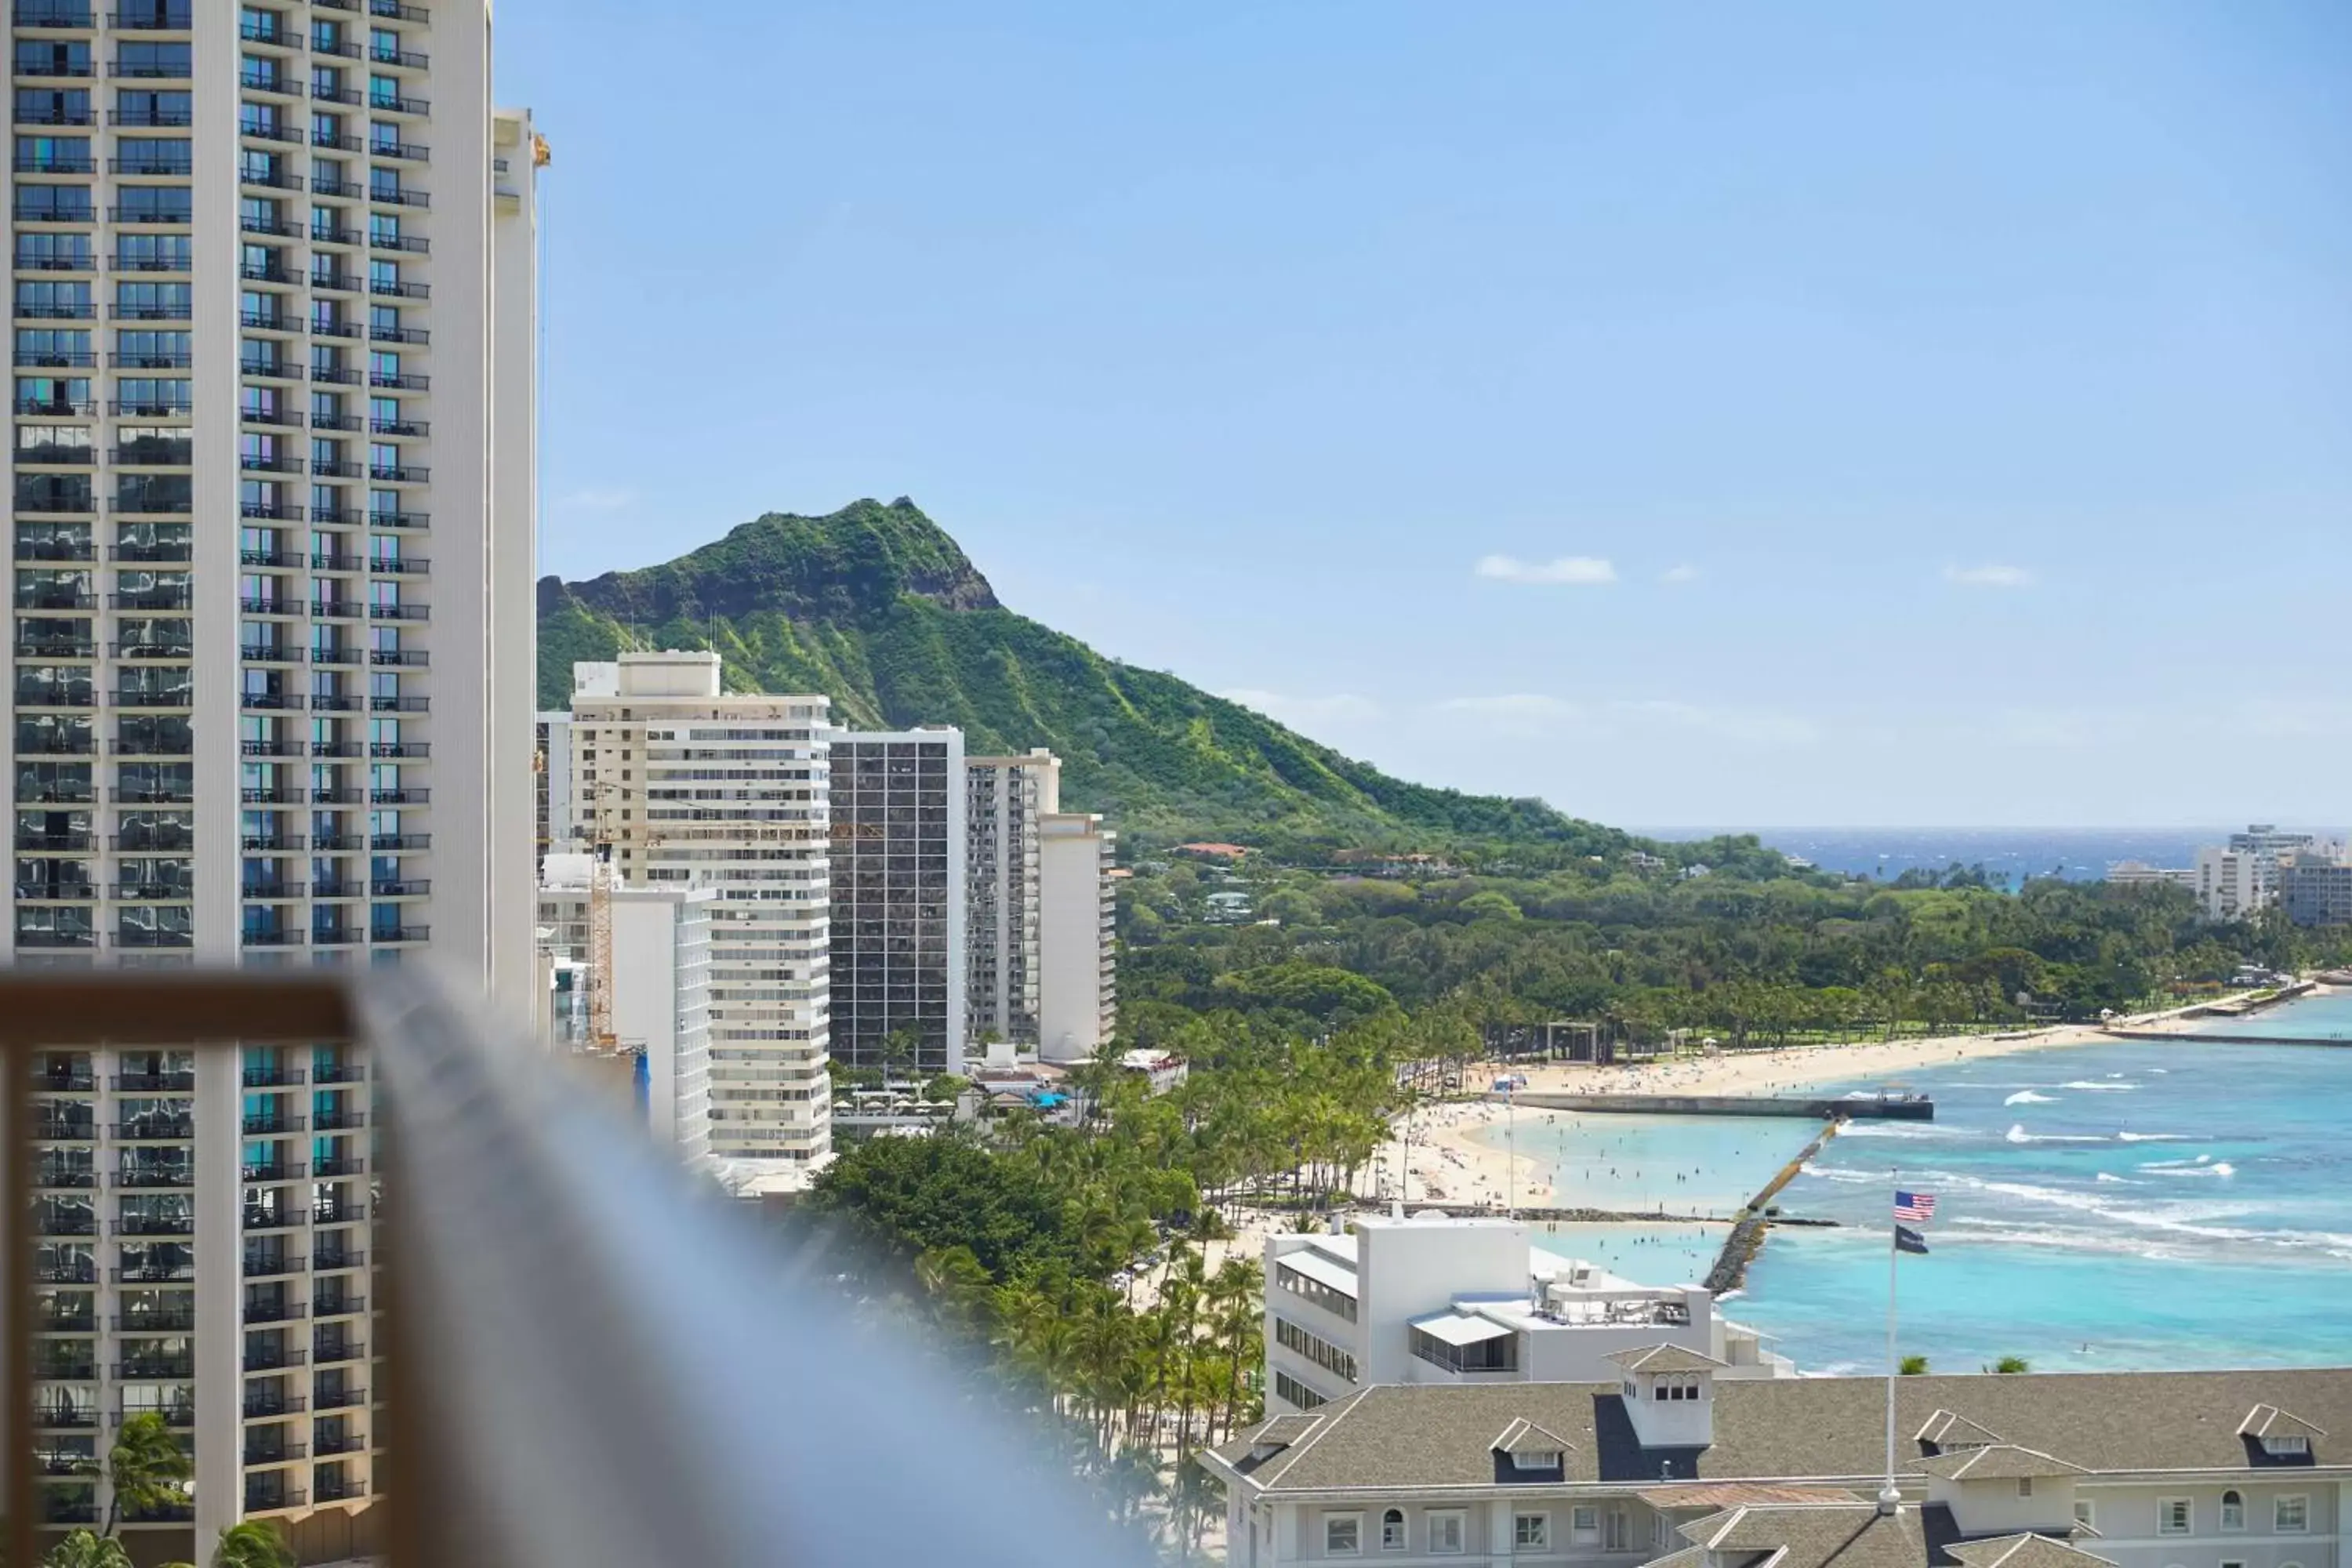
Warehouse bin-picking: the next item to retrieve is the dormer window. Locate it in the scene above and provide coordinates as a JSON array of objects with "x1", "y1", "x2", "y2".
[
  {"x1": 2266, "y1": 1434, "x2": 2310, "y2": 1457},
  {"x1": 1653, "y1": 1374, "x2": 1703, "y2": 1401},
  {"x1": 1512, "y1": 1448, "x2": 1563, "y2": 1471}
]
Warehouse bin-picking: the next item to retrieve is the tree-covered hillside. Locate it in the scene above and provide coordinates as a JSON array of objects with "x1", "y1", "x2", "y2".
[{"x1": 537, "y1": 498, "x2": 1637, "y2": 852}]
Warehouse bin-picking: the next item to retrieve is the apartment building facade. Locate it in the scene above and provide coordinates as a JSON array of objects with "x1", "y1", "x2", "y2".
[
  {"x1": 964, "y1": 748, "x2": 1056, "y2": 1050},
  {"x1": 7, "y1": 1, "x2": 538, "y2": 1555},
  {"x1": 826, "y1": 727, "x2": 965, "y2": 1076},
  {"x1": 565, "y1": 654, "x2": 831, "y2": 1169}
]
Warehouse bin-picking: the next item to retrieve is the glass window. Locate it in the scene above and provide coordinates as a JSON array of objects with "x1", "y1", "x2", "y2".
[
  {"x1": 1514, "y1": 1515, "x2": 1548, "y2": 1552},
  {"x1": 2220, "y1": 1491, "x2": 2242, "y2": 1531},
  {"x1": 1380, "y1": 1511, "x2": 1404, "y2": 1552},
  {"x1": 1430, "y1": 1512, "x2": 1465, "y2": 1554},
  {"x1": 1325, "y1": 1515, "x2": 1361, "y2": 1556},
  {"x1": 2158, "y1": 1500, "x2": 2190, "y2": 1535},
  {"x1": 2276, "y1": 1497, "x2": 2307, "y2": 1534}
]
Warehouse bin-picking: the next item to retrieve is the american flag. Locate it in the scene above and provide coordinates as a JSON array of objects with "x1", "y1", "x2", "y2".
[{"x1": 1894, "y1": 1190, "x2": 1936, "y2": 1222}]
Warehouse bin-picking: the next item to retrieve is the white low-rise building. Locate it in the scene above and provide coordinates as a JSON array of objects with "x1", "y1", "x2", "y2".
[{"x1": 1264, "y1": 1213, "x2": 1795, "y2": 1415}]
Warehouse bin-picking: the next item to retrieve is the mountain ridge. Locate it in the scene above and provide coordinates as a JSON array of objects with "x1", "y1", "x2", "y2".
[{"x1": 535, "y1": 499, "x2": 1625, "y2": 852}]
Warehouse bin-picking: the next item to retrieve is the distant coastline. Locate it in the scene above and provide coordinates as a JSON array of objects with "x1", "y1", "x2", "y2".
[{"x1": 1633, "y1": 826, "x2": 2251, "y2": 887}]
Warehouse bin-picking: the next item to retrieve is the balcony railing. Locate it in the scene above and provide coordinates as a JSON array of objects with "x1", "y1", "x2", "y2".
[{"x1": 0, "y1": 970, "x2": 1135, "y2": 1568}]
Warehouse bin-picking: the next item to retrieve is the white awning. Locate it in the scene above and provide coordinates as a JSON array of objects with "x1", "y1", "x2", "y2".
[
  {"x1": 1277, "y1": 1248, "x2": 1359, "y2": 1298},
  {"x1": 1411, "y1": 1311, "x2": 1515, "y2": 1347}
]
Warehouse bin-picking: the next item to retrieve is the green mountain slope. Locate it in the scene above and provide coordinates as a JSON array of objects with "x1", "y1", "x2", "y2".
[{"x1": 536, "y1": 498, "x2": 1626, "y2": 851}]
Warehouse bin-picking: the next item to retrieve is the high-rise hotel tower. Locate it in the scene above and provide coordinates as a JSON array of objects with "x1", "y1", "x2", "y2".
[{"x1": 5, "y1": 0, "x2": 539, "y2": 1555}]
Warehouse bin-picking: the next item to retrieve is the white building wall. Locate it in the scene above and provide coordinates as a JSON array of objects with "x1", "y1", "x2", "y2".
[
  {"x1": 1037, "y1": 810, "x2": 1114, "y2": 1063},
  {"x1": 610, "y1": 885, "x2": 713, "y2": 1165}
]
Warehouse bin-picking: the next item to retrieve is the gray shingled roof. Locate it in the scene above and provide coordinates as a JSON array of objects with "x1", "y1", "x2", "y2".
[
  {"x1": 1947, "y1": 1535, "x2": 2116, "y2": 1568},
  {"x1": 1613, "y1": 1343, "x2": 1730, "y2": 1374},
  {"x1": 1208, "y1": 1368, "x2": 2352, "y2": 1495},
  {"x1": 1916, "y1": 1446, "x2": 2087, "y2": 1482},
  {"x1": 1674, "y1": 1503, "x2": 1928, "y2": 1568}
]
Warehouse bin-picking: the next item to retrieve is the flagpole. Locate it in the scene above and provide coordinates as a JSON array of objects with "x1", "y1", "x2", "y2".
[{"x1": 1881, "y1": 1166, "x2": 1900, "y2": 1514}]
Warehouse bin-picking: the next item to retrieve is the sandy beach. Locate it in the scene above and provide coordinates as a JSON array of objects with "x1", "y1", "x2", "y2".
[
  {"x1": 1192, "y1": 994, "x2": 2277, "y2": 1281},
  {"x1": 1356, "y1": 996, "x2": 2245, "y2": 1217}
]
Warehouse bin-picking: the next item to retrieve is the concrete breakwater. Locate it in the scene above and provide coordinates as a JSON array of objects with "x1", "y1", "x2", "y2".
[
  {"x1": 2100, "y1": 1029, "x2": 2350, "y2": 1047},
  {"x1": 1704, "y1": 1119, "x2": 1842, "y2": 1296},
  {"x1": 1502, "y1": 1091, "x2": 1933, "y2": 1122}
]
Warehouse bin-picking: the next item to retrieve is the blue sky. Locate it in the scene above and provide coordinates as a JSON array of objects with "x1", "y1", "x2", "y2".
[{"x1": 497, "y1": 1, "x2": 2350, "y2": 829}]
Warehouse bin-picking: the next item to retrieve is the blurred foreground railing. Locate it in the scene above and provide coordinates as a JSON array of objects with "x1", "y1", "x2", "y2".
[{"x1": 1, "y1": 971, "x2": 1153, "y2": 1568}]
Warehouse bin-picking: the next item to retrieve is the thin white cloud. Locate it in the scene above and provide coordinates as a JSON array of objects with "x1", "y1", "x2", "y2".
[
  {"x1": 1221, "y1": 689, "x2": 1383, "y2": 728},
  {"x1": 1437, "y1": 693, "x2": 1584, "y2": 739},
  {"x1": 1475, "y1": 554, "x2": 1618, "y2": 586},
  {"x1": 1943, "y1": 563, "x2": 2034, "y2": 589},
  {"x1": 554, "y1": 487, "x2": 637, "y2": 513},
  {"x1": 1660, "y1": 564, "x2": 1700, "y2": 585}
]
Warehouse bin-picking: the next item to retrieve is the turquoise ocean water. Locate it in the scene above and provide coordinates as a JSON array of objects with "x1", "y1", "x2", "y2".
[{"x1": 1505, "y1": 991, "x2": 2352, "y2": 1376}]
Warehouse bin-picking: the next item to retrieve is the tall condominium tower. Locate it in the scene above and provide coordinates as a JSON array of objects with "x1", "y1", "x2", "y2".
[
  {"x1": 565, "y1": 654, "x2": 833, "y2": 1169},
  {"x1": 1037, "y1": 808, "x2": 1116, "y2": 1063},
  {"x1": 5, "y1": 2, "x2": 540, "y2": 1556},
  {"x1": 826, "y1": 727, "x2": 965, "y2": 1076},
  {"x1": 964, "y1": 749, "x2": 1058, "y2": 1050}
]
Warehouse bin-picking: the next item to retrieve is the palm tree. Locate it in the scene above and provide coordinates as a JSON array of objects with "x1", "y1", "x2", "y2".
[
  {"x1": 102, "y1": 1410, "x2": 191, "y2": 1536},
  {"x1": 1900, "y1": 1355, "x2": 1929, "y2": 1376},
  {"x1": 210, "y1": 1521, "x2": 296, "y2": 1568},
  {"x1": 38, "y1": 1531, "x2": 131, "y2": 1568}
]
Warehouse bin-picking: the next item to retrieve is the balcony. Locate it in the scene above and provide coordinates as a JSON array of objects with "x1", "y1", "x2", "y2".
[
  {"x1": 313, "y1": 1427, "x2": 366, "y2": 1457},
  {"x1": 241, "y1": 1299, "x2": 304, "y2": 1326},
  {"x1": 243, "y1": 1432, "x2": 306, "y2": 1460},
  {"x1": 111, "y1": 1214, "x2": 191, "y2": 1237},
  {"x1": 238, "y1": 694, "x2": 306, "y2": 713},
  {"x1": 311, "y1": 222, "x2": 362, "y2": 247},
  {"x1": 372, "y1": 925, "x2": 430, "y2": 944},
  {"x1": 314, "y1": 1386, "x2": 368, "y2": 1412},
  {"x1": 241, "y1": 1160, "x2": 307, "y2": 1183},
  {"x1": 114, "y1": 1307, "x2": 195, "y2": 1332},
  {"x1": 242, "y1": 1254, "x2": 306, "y2": 1279},
  {"x1": 243, "y1": 1064, "x2": 307, "y2": 1088},
  {"x1": 112, "y1": 1165, "x2": 191, "y2": 1189},
  {"x1": 368, "y1": 325, "x2": 430, "y2": 347},
  {"x1": 368, "y1": 90, "x2": 430, "y2": 117},
  {"x1": 111, "y1": 539, "x2": 191, "y2": 562},
  {"x1": 240, "y1": 1391, "x2": 304, "y2": 1419},
  {"x1": 241, "y1": 1112, "x2": 306, "y2": 1136},
  {"x1": 14, "y1": 880, "x2": 97, "y2": 900},
  {"x1": 243, "y1": 1484, "x2": 306, "y2": 1514},
  {"x1": 374, "y1": 138, "x2": 430, "y2": 163},
  {"x1": 314, "y1": 1108, "x2": 368, "y2": 1132},
  {"x1": 371, "y1": 369, "x2": 430, "y2": 390},
  {"x1": 371, "y1": 742, "x2": 430, "y2": 759},
  {"x1": 371, "y1": 649, "x2": 430, "y2": 667},
  {"x1": 111, "y1": 881, "x2": 192, "y2": 902}
]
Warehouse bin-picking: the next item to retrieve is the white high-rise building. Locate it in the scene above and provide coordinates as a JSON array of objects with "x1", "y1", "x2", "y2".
[
  {"x1": 565, "y1": 654, "x2": 833, "y2": 1169},
  {"x1": 964, "y1": 749, "x2": 1058, "y2": 1050},
  {"x1": 535, "y1": 857, "x2": 714, "y2": 1167},
  {"x1": 5, "y1": 3, "x2": 539, "y2": 1554},
  {"x1": 1038, "y1": 807, "x2": 1116, "y2": 1063}
]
